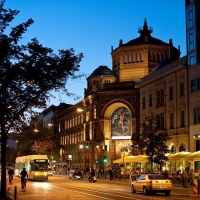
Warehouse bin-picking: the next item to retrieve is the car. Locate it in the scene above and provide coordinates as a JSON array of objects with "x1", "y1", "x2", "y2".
[
  {"x1": 69, "y1": 169, "x2": 83, "y2": 179},
  {"x1": 131, "y1": 174, "x2": 172, "y2": 196}
]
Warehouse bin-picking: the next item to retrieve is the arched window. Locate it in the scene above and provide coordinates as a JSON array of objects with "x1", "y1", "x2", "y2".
[
  {"x1": 179, "y1": 144, "x2": 186, "y2": 152},
  {"x1": 171, "y1": 145, "x2": 176, "y2": 153},
  {"x1": 154, "y1": 52, "x2": 157, "y2": 62}
]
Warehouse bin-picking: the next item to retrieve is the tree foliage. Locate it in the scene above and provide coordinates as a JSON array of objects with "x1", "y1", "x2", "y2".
[
  {"x1": 0, "y1": 0, "x2": 83, "y2": 197},
  {"x1": 138, "y1": 116, "x2": 171, "y2": 171}
]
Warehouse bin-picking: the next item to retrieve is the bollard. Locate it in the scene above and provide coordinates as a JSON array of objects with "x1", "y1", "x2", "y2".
[
  {"x1": 14, "y1": 186, "x2": 17, "y2": 200},
  {"x1": 194, "y1": 178, "x2": 198, "y2": 195}
]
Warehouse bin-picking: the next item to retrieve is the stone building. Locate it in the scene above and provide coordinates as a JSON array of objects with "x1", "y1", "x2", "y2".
[
  {"x1": 138, "y1": 56, "x2": 188, "y2": 153},
  {"x1": 49, "y1": 19, "x2": 181, "y2": 168}
]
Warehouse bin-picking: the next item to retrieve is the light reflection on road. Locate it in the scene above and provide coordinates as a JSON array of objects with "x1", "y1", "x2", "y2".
[{"x1": 33, "y1": 182, "x2": 51, "y2": 189}]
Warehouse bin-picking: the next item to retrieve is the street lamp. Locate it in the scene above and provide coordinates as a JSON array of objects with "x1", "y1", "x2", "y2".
[
  {"x1": 77, "y1": 108, "x2": 106, "y2": 147},
  {"x1": 77, "y1": 108, "x2": 107, "y2": 169},
  {"x1": 48, "y1": 123, "x2": 68, "y2": 163},
  {"x1": 34, "y1": 128, "x2": 53, "y2": 167}
]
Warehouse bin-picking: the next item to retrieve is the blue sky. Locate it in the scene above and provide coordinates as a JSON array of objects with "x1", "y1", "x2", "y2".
[{"x1": 4, "y1": 0, "x2": 186, "y2": 107}]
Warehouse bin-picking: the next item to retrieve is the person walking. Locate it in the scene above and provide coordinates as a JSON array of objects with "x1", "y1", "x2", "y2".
[
  {"x1": 183, "y1": 168, "x2": 189, "y2": 188},
  {"x1": 109, "y1": 168, "x2": 113, "y2": 181}
]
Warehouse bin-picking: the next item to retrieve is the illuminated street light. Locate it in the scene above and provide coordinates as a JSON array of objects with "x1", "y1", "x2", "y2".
[
  {"x1": 77, "y1": 108, "x2": 107, "y2": 168},
  {"x1": 77, "y1": 108, "x2": 106, "y2": 148},
  {"x1": 34, "y1": 128, "x2": 53, "y2": 167},
  {"x1": 48, "y1": 123, "x2": 68, "y2": 163}
]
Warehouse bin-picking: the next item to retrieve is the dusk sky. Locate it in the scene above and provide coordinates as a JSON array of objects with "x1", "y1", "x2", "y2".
[{"x1": 4, "y1": 0, "x2": 186, "y2": 108}]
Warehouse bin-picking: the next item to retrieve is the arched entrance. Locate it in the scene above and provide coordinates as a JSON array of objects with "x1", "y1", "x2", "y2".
[{"x1": 103, "y1": 102, "x2": 136, "y2": 165}]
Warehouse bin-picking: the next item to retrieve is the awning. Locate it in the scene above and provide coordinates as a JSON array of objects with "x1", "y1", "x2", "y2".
[
  {"x1": 131, "y1": 155, "x2": 148, "y2": 162},
  {"x1": 113, "y1": 155, "x2": 148, "y2": 163},
  {"x1": 113, "y1": 158, "x2": 124, "y2": 164},
  {"x1": 184, "y1": 151, "x2": 200, "y2": 161},
  {"x1": 167, "y1": 152, "x2": 191, "y2": 161}
]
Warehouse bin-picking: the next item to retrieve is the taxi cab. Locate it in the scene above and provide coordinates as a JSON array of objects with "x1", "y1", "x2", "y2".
[{"x1": 131, "y1": 174, "x2": 172, "y2": 195}]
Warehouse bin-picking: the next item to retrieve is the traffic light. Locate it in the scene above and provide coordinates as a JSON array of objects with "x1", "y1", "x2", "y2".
[
  {"x1": 103, "y1": 156, "x2": 107, "y2": 163},
  {"x1": 95, "y1": 160, "x2": 99, "y2": 164},
  {"x1": 86, "y1": 142, "x2": 89, "y2": 148},
  {"x1": 104, "y1": 145, "x2": 107, "y2": 151}
]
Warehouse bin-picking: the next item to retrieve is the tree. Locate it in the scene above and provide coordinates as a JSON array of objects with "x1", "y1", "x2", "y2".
[
  {"x1": 0, "y1": 1, "x2": 83, "y2": 197},
  {"x1": 138, "y1": 116, "x2": 171, "y2": 172}
]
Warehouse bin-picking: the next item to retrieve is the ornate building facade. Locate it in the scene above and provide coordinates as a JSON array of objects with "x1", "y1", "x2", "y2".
[{"x1": 47, "y1": 19, "x2": 181, "y2": 168}]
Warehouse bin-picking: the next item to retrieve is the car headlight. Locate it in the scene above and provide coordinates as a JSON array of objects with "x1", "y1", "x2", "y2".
[{"x1": 44, "y1": 172, "x2": 47, "y2": 176}]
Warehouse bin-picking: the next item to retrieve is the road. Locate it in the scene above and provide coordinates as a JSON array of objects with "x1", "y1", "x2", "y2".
[{"x1": 7, "y1": 174, "x2": 199, "y2": 200}]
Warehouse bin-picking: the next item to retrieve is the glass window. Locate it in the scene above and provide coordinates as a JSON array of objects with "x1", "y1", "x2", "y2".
[
  {"x1": 140, "y1": 53, "x2": 144, "y2": 61},
  {"x1": 132, "y1": 54, "x2": 136, "y2": 62},
  {"x1": 180, "y1": 82, "x2": 184, "y2": 97},
  {"x1": 150, "y1": 52, "x2": 153, "y2": 62},
  {"x1": 153, "y1": 53, "x2": 157, "y2": 62},
  {"x1": 189, "y1": 32, "x2": 194, "y2": 51},
  {"x1": 180, "y1": 110, "x2": 185, "y2": 127},
  {"x1": 187, "y1": 6, "x2": 194, "y2": 28},
  {"x1": 188, "y1": 52, "x2": 196, "y2": 66},
  {"x1": 142, "y1": 97, "x2": 145, "y2": 109},
  {"x1": 191, "y1": 79, "x2": 196, "y2": 92},
  {"x1": 196, "y1": 140, "x2": 200, "y2": 151},
  {"x1": 194, "y1": 107, "x2": 200, "y2": 124},
  {"x1": 160, "y1": 113, "x2": 164, "y2": 130},
  {"x1": 157, "y1": 113, "x2": 164, "y2": 130},
  {"x1": 191, "y1": 78, "x2": 200, "y2": 92},
  {"x1": 149, "y1": 94, "x2": 152, "y2": 107},
  {"x1": 160, "y1": 89, "x2": 164, "y2": 106},
  {"x1": 156, "y1": 90, "x2": 160, "y2": 108},
  {"x1": 170, "y1": 113, "x2": 174, "y2": 129},
  {"x1": 136, "y1": 54, "x2": 140, "y2": 62},
  {"x1": 128, "y1": 55, "x2": 132, "y2": 63},
  {"x1": 169, "y1": 86, "x2": 173, "y2": 100},
  {"x1": 124, "y1": 55, "x2": 127, "y2": 63},
  {"x1": 161, "y1": 53, "x2": 165, "y2": 61}
]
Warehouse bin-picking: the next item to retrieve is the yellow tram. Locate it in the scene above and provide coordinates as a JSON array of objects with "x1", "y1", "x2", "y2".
[{"x1": 15, "y1": 155, "x2": 49, "y2": 181}]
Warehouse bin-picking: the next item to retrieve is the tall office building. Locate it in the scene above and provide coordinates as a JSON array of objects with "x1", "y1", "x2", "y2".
[
  {"x1": 186, "y1": 0, "x2": 200, "y2": 154},
  {"x1": 185, "y1": 0, "x2": 200, "y2": 65}
]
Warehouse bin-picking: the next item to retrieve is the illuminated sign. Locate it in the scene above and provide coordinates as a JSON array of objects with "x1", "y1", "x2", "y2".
[
  {"x1": 34, "y1": 159, "x2": 47, "y2": 163},
  {"x1": 111, "y1": 107, "x2": 131, "y2": 140}
]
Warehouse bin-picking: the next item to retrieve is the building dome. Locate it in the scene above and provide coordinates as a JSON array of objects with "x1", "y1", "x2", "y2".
[
  {"x1": 153, "y1": 59, "x2": 172, "y2": 71},
  {"x1": 89, "y1": 65, "x2": 116, "y2": 77},
  {"x1": 121, "y1": 19, "x2": 169, "y2": 47}
]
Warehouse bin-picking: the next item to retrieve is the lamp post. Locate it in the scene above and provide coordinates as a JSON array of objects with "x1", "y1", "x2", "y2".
[
  {"x1": 48, "y1": 123, "x2": 68, "y2": 163},
  {"x1": 34, "y1": 128, "x2": 53, "y2": 167},
  {"x1": 77, "y1": 108, "x2": 106, "y2": 147},
  {"x1": 77, "y1": 108, "x2": 107, "y2": 169}
]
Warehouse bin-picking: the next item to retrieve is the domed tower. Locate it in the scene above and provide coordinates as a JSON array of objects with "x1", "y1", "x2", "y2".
[
  {"x1": 84, "y1": 65, "x2": 117, "y2": 97},
  {"x1": 111, "y1": 19, "x2": 181, "y2": 83}
]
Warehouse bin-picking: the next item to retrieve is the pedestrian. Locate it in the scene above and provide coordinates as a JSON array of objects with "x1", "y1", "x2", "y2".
[
  {"x1": 98, "y1": 168, "x2": 101, "y2": 179},
  {"x1": 183, "y1": 168, "x2": 189, "y2": 188},
  {"x1": 109, "y1": 168, "x2": 113, "y2": 181}
]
